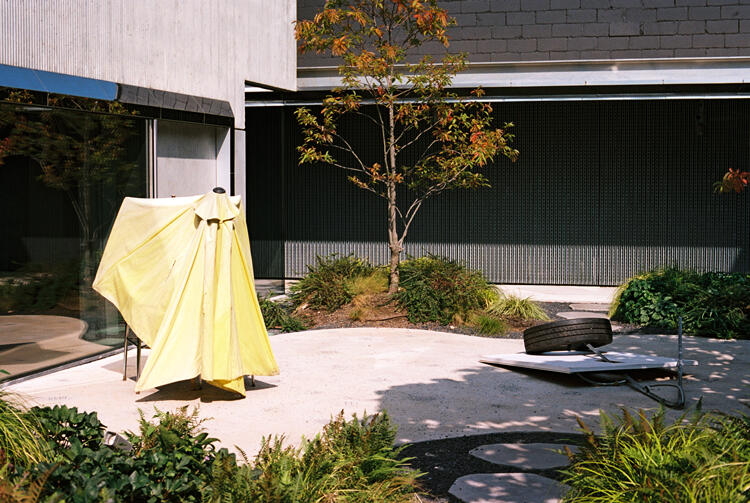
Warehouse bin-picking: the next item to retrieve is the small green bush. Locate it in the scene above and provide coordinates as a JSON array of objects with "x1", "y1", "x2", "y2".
[
  {"x1": 291, "y1": 254, "x2": 376, "y2": 312},
  {"x1": 32, "y1": 404, "x2": 105, "y2": 451},
  {"x1": 23, "y1": 405, "x2": 228, "y2": 502},
  {"x1": 258, "y1": 295, "x2": 308, "y2": 332},
  {"x1": 395, "y1": 255, "x2": 496, "y2": 324},
  {"x1": 610, "y1": 266, "x2": 750, "y2": 338},
  {"x1": 486, "y1": 294, "x2": 550, "y2": 321},
  {"x1": 235, "y1": 411, "x2": 420, "y2": 502},
  {"x1": 562, "y1": 407, "x2": 750, "y2": 502},
  {"x1": 468, "y1": 311, "x2": 508, "y2": 336}
]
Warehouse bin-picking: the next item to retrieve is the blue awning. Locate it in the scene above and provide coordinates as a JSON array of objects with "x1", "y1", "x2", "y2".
[{"x1": 0, "y1": 64, "x2": 117, "y2": 101}]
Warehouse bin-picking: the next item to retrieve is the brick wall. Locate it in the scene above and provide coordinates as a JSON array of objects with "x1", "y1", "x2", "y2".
[{"x1": 297, "y1": 0, "x2": 750, "y2": 66}]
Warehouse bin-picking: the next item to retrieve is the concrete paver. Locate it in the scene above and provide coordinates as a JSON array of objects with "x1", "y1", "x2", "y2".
[
  {"x1": 569, "y1": 304, "x2": 610, "y2": 312},
  {"x1": 557, "y1": 311, "x2": 609, "y2": 320},
  {"x1": 496, "y1": 285, "x2": 616, "y2": 304},
  {"x1": 469, "y1": 443, "x2": 578, "y2": 470},
  {"x1": 448, "y1": 473, "x2": 569, "y2": 503}
]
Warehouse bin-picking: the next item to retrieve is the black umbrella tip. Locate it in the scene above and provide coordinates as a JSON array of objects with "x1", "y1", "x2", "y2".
[{"x1": 212, "y1": 187, "x2": 226, "y2": 194}]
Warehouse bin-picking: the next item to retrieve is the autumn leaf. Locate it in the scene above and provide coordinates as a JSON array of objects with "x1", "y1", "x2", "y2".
[
  {"x1": 717, "y1": 168, "x2": 750, "y2": 193},
  {"x1": 332, "y1": 35, "x2": 349, "y2": 56}
]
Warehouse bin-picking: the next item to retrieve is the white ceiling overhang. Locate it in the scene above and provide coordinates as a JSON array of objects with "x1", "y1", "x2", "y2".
[{"x1": 295, "y1": 56, "x2": 750, "y2": 91}]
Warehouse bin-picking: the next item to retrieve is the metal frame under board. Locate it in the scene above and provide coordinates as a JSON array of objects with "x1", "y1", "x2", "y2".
[{"x1": 479, "y1": 351, "x2": 698, "y2": 374}]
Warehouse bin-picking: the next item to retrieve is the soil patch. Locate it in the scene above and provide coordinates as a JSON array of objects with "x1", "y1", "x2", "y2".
[{"x1": 294, "y1": 296, "x2": 575, "y2": 338}]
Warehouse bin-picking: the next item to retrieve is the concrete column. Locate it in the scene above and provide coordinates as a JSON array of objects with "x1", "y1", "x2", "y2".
[{"x1": 234, "y1": 129, "x2": 246, "y2": 207}]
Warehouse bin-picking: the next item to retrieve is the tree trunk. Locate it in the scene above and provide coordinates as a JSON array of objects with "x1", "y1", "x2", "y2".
[
  {"x1": 386, "y1": 97, "x2": 402, "y2": 294},
  {"x1": 387, "y1": 180, "x2": 400, "y2": 294}
]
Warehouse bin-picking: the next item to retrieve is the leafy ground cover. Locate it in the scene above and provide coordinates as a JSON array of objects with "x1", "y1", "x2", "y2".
[
  {"x1": 610, "y1": 267, "x2": 750, "y2": 339},
  {"x1": 1, "y1": 402, "x2": 421, "y2": 502}
]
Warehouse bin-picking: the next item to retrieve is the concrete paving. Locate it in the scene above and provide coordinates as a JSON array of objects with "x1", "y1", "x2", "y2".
[
  {"x1": 449, "y1": 473, "x2": 568, "y2": 503},
  {"x1": 469, "y1": 443, "x2": 578, "y2": 470},
  {"x1": 557, "y1": 311, "x2": 609, "y2": 320},
  {"x1": 569, "y1": 304, "x2": 610, "y2": 312},
  {"x1": 7, "y1": 328, "x2": 750, "y2": 458},
  {"x1": 496, "y1": 285, "x2": 616, "y2": 304}
]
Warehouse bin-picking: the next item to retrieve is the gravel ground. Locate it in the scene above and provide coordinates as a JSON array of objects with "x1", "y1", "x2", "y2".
[{"x1": 400, "y1": 431, "x2": 586, "y2": 502}]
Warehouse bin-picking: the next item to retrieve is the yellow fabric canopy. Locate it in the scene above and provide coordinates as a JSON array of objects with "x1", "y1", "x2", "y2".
[{"x1": 93, "y1": 191, "x2": 278, "y2": 396}]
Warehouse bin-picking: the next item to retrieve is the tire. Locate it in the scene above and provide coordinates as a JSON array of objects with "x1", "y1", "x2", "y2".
[{"x1": 523, "y1": 318, "x2": 612, "y2": 354}]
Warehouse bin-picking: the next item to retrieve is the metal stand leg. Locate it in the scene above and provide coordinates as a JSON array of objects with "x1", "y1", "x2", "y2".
[
  {"x1": 136, "y1": 339, "x2": 142, "y2": 380},
  {"x1": 123, "y1": 325, "x2": 143, "y2": 394},
  {"x1": 123, "y1": 325, "x2": 130, "y2": 381},
  {"x1": 251, "y1": 375, "x2": 256, "y2": 387}
]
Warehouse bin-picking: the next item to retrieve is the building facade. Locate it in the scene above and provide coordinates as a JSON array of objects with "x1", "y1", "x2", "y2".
[
  {"x1": 245, "y1": 0, "x2": 750, "y2": 286},
  {"x1": 0, "y1": 0, "x2": 296, "y2": 381}
]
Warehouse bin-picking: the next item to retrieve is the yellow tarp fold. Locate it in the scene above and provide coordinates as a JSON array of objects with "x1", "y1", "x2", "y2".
[{"x1": 93, "y1": 191, "x2": 278, "y2": 396}]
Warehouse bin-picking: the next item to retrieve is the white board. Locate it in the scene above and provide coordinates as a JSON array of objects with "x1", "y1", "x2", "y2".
[{"x1": 480, "y1": 351, "x2": 698, "y2": 374}]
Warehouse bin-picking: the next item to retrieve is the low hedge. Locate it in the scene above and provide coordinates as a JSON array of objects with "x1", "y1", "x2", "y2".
[{"x1": 610, "y1": 267, "x2": 750, "y2": 339}]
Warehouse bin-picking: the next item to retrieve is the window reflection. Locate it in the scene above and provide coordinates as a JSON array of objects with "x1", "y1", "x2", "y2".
[{"x1": 0, "y1": 97, "x2": 147, "y2": 381}]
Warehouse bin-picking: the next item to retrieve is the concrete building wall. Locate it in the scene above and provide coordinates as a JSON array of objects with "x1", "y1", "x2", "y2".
[
  {"x1": 1, "y1": 0, "x2": 297, "y2": 129},
  {"x1": 298, "y1": 0, "x2": 750, "y2": 66},
  {"x1": 155, "y1": 121, "x2": 230, "y2": 197}
]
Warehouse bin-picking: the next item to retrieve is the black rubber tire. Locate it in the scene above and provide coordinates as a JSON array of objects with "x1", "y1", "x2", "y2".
[{"x1": 523, "y1": 318, "x2": 612, "y2": 354}]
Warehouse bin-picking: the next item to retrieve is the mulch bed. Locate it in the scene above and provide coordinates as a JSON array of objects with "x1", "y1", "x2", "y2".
[
  {"x1": 293, "y1": 296, "x2": 577, "y2": 337},
  {"x1": 400, "y1": 431, "x2": 587, "y2": 502}
]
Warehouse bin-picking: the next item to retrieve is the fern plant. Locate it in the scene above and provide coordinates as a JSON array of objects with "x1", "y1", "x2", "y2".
[{"x1": 0, "y1": 462, "x2": 56, "y2": 503}]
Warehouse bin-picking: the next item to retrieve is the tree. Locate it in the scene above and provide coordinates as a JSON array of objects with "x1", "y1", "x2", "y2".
[{"x1": 295, "y1": 0, "x2": 519, "y2": 293}]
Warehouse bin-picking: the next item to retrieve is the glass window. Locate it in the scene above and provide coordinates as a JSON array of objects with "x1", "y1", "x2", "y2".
[{"x1": 0, "y1": 98, "x2": 148, "y2": 381}]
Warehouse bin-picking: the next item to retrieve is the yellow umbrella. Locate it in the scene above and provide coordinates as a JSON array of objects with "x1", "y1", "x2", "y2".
[{"x1": 92, "y1": 189, "x2": 278, "y2": 396}]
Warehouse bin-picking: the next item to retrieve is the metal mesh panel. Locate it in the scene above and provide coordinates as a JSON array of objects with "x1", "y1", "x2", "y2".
[
  {"x1": 246, "y1": 107, "x2": 285, "y2": 278},
  {"x1": 597, "y1": 99, "x2": 750, "y2": 284},
  {"x1": 246, "y1": 99, "x2": 750, "y2": 285}
]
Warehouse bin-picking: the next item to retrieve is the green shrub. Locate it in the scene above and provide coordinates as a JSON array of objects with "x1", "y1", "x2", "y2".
[
  {"x1": 238, "y1": 411, "x2": 420, "y2": 502},
  {"x1": 395, "y1": 255, "x2": 496, "y2": 324},
  {"x1": 0, "y1": 392, "x2": 48, "y2": 469},
  {"x1": 258, "y1": 295, "x2": 308, "y2": 333},
  {"x1": 610, "y1": 266, "x2": 750, "y2": 338},
  {"x1": 13, "y1": 405, "x2": 419, "y2": 503},
  {"x1": 468, "y1": 311, "x2": 508, "y2": 336},
  {"x1": 487, "y1": 294, "x2": 550, "y2": 321},
  {"x1": 31, "y1": 404, "x2": 105, "y2": 451},
  {"x1": 291, "y1": 254, "x2": 376, "y2": 312},
  {"x1": 25, "y1": 405, "x2": 229, "y2": 502},
  {"x1": 562, "y1": 407, "x2": 750, "y2": 502}
]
